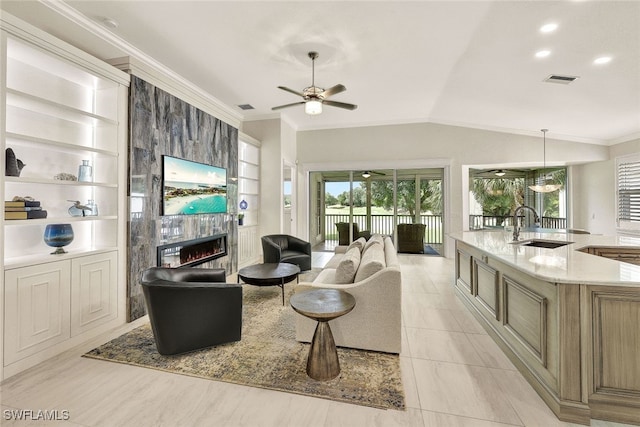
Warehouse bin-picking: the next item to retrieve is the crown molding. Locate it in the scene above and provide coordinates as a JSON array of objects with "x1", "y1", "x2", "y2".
[{"x1": 39, "y1": 0, "x2": 242, "y2": 128}]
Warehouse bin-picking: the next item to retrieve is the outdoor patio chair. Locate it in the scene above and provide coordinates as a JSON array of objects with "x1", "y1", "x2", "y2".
[{"x1": 397, "y1": 223, "x2": 426, "y2": 254}]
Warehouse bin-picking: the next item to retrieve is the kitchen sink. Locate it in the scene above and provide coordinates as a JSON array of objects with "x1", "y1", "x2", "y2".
[{"x1": 511, "y1": 239, "x2": 573, "y2": 249}]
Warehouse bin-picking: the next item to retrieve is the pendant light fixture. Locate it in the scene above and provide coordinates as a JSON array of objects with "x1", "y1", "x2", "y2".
[{"x1": 529, "y1": 129, "x2": 561, "y2": 193}]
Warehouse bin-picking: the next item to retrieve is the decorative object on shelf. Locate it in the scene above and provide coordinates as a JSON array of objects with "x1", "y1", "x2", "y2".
[
  {"x1": 8, "y1": 195, "x2": 38, "y2": 205},
  {"x1": 67, "y1": 199, "x2": 96, "y2": 217},
  {"x1": 78, "y1": 160, "x2": 93, "y2": 182},
  {"x1": 43, "y1": 223, "x2": 74, "y2": 255},
  {"x1": 529, "y1": 129, "x2": 561, "y2": 193},
  {"x1": 238, "y1": 199, "x2": 248, "y2": 225},
  {"x1": 5, "y1": 148, "x2": 26, "y2": 177},
  {"x1": 54, "y1": 172, "x2": 77, "y2": 181},
  {"x1": 5, "y1": 196, "x2": 46, "y2": 219}
]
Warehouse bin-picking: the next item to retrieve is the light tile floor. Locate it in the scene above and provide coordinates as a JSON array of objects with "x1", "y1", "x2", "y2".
[{"x1": 0, "y1": 254, "x2": 633, "y2": 427}]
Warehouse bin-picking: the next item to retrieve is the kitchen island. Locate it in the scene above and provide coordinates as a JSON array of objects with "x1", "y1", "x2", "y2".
[{"x1": 451, "y1": 231, "x2": 640, "y2": 426}]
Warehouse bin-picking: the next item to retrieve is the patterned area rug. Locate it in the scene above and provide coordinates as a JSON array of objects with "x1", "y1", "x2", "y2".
[{"x1": 84, "y1": 270, "x2": 405, "y2": 410}]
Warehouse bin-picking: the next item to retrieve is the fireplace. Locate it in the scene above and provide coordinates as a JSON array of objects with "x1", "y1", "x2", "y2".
[{"x1": 157, "y1": 234, "x2": 227, "y2": 268}]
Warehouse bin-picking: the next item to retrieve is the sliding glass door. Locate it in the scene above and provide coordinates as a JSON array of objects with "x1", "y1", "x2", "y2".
[{"x1": 310, "y1": 167, "x2": 445, "y2": 255}]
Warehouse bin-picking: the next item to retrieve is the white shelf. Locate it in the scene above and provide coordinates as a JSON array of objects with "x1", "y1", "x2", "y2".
[
  {"x1": 6, "y1": 132, "x2": 118, "y2": 157},
  {"x1": 5, "y1": 176, "x2": 117, "y2": 188},
  {"x1": 4, "y1": 216, "x2": 118, "y2": 226},
  {"x1": 6, "y1": 89, "x2": 118, "y2": 126},
  {"x1": 4, "y1": 247, "x2": 118, "y2": 270}
]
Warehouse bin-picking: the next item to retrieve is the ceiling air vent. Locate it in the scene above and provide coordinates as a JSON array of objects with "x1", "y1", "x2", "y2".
[
  {"x1": 237, "y1": 104, "x2": 255, "y2": 110},
  {"x1": 544, "y1": 74, "x2": 579, "y2": 85}
]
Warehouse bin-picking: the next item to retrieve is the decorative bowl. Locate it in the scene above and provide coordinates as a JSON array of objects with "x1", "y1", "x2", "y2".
[{"x1": 43, "y1": 223, "x2": 74, "y2": 254}]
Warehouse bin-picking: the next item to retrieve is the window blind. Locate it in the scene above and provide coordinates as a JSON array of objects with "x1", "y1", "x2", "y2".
[{"x1": 617, "y1": 159, "x2": 640, "y2": 224}]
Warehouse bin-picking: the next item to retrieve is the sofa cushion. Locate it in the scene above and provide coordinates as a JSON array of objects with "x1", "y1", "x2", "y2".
[
  {"x1": 324, "y1": 253, "x2": 344, "y2": 270},
  {"x1": 313, "y1": 268, "x2": 337, "y2": 284},
  {"x1": 355, "y1": 242, "x2": 386, "y2": 282},
  {"x1": 363, "y1": 234, "x2": 384, "y2": 254},
  {"x1": 335, "y1": 247, "x2": 361, "y2": 284},
  {"x1": 347, "y1": 237, "x2": 367, "y2": 252}
]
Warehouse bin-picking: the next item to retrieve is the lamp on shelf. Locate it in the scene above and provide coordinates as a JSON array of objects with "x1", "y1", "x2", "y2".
[{"x1": 529, "y1": 129, "x2": 561, "y2": 193}]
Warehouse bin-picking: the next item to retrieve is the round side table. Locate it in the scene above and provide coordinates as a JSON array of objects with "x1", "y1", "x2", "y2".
[{"x1": 290, "y1": 288, "x2": 356, "y2": 381}]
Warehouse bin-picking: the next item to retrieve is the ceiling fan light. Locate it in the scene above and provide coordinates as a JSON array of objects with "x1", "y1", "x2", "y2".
[
  {"x1": 495, "y1": 170, "x2": 506, "y2": 177},
  {"x1": 305, "y1": 100, "x2": 322, "y2": 115},
  {"x1": 362, "y1": 171, "x2": 371, "y2": 178}
]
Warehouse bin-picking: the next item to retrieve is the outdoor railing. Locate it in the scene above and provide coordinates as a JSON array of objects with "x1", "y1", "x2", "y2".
[
  {"x1": 325, "y1": 214, "x2": 443, "y2": 244},
  {"x1": 469, "y1": 215, "x2": 567, "y2": 230}
]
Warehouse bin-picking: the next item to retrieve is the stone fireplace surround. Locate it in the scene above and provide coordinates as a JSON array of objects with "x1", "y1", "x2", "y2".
[{"x1": 128, "y1": 75, "x2": 239, "y2": 321}]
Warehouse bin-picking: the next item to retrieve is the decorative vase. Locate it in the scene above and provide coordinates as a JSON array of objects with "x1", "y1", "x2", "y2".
[
  {"x1": 43, "y1": 224, "x2": 74, "y2": 255},
  {"x1": 78, "y1": 160, "x2": 93, "y2": 182}
]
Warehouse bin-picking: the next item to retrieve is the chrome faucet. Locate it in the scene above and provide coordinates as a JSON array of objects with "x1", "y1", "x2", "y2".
[{"x1": 512, "y1": 205, "x2": 541, "y2": 241}]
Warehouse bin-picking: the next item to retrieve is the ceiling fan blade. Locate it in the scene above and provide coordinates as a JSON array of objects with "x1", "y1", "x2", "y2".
[
  {"x1": 323, "y1": 100, "x2": 358, "y2": 110},
  {"x1": 272, "y1": 101, "x2": 305, "y2": 111},
  {"x1": 321, "y1": 84, "x2": 346, "y2": 98},
  {"x1": 277, "y1": 86, "x2": 305, "y2": 98}
]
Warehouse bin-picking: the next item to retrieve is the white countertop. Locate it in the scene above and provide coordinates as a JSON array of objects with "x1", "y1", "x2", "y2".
[{"x1": 450, "y1": 230, "x2": 640, "y2": 286}]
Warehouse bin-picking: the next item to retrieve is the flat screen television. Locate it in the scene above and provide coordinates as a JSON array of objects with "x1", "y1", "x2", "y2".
[{"x1": 162, "y1": 155, "x2": 227, "y2": 215}]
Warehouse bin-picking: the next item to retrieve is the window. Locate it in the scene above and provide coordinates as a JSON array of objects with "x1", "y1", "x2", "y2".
[{"x1": 617, "y1": 154, "x2": 640, "y2": 231}]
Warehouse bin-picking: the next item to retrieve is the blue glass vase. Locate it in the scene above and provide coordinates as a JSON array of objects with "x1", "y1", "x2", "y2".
[{"x1": 43, "y1": 224, "x2": 74, "y2": 255}]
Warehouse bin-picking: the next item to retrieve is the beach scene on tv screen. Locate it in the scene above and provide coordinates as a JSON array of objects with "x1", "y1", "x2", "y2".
[{"x1": 163, "y1": 156, "x2": 227, "y2": 215}]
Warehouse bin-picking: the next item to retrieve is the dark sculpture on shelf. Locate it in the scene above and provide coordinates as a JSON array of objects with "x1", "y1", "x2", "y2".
[{"x1": 5, "y1": 148, "x2": 26, "y2": 177}]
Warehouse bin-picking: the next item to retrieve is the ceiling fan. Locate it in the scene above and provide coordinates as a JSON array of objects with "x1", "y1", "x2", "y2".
[
  {"x1": 361, "y1": 170, "x2": 385, "y2": 178},
  {"x1": 272, "y1": 51, "x2": 358, "y2": 115}
]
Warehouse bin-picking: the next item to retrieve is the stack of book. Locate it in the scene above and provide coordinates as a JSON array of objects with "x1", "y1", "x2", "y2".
[{"x1": 4, "y1": 200, "x2": 48, "y2": 220}]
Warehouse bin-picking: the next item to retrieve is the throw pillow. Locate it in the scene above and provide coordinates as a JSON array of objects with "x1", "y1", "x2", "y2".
[
  {"x1": 347, "y1": 237, "x2": 367, "y2": 252},
  {"x1": 362, "y1": 234, "x2": 384, "y2": 254},
  {"x1": 335, "y1": 246, "x2": 361, "y2": 284},
  {"x1": 355, "y1": 243, "x2": 386, "y2": 282}
]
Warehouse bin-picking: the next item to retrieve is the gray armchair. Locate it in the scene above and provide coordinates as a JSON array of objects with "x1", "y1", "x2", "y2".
[
  {"x1": 397, "y1": 223, "x2": 426, "y2": 254},
  {"x1": 335, "y1": 222, "x2": 371, "y2": 245},
  {"x1": 140, "y1": 267, "x2": 242, "y2": 355},
  {"x1": 261, "y1": 234, "x2": 312, "y2": 271}
]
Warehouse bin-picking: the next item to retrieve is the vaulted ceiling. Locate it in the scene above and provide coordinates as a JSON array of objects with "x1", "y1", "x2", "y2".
[{"x1": 2, "y1": 1, "x2": 639, "y2": 145}]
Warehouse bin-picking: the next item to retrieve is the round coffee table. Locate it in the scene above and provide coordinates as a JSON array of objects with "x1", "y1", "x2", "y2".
[
  {"x1": 290, "y1": 288, "x2": 356, "y2": 381},
  {"x1": 237, "y1": 263, "x2": 301, "y2": 305}
]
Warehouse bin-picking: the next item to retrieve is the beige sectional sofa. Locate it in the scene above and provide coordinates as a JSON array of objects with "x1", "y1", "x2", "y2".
[{"x1": 294, "y1": 235, "x2": 402, "y2": 354}]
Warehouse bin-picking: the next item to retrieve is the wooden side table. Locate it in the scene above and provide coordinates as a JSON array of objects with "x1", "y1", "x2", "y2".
[{"x1": 290, "y1": 288, "x2": 356, "y2": 380}]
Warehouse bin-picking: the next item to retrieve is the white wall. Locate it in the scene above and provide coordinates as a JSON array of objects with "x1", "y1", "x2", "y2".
[
  {"x1": 242, "y1": 119, "x2": 282, "y2": 237},
  {"x1": 569, "y1": 137, "x2": 640, "y2": 236},
  {"x1": 242, "y1": 118, "x2": 298, "y2": 237},
  {"x1": 571, "y1": 161, "x2": 616, "y2": 235},
  {"x1": 296, "y1": 122, "x2": 609, "y2": 255}
]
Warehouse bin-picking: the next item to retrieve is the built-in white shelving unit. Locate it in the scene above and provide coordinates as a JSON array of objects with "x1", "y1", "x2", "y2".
[
  {"x1": 237, "y1": 135, "x2": 261, "y2": 268},
  {"x1": 1, "y1": 13, "x2": 130, "y2": 379}
]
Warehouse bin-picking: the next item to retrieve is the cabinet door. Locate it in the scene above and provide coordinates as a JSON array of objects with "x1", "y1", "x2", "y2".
[
  {"x1": 455, "y1": 248, "x2": 473, "y2": 294},
  {"x1": 70, "y1": 251, "x2": 117, "y2": 336},
  {"x1": 474, "y1": 258, "x2": 499, "y2": 319},
  {"x1": 4, "y1": 260, "x2": 71, "y2": 365}
]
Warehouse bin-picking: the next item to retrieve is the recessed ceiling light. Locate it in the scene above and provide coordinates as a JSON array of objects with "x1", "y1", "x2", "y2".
[
  {"x1": 535, "y1": 50, "x2": 551, "y2": 58},
  {"x1": 540, "y1": 23, "x2": 558, "y2": 33},
  {"x1": 593, "y1": 56, "x2": 612, "y2": 65}
]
